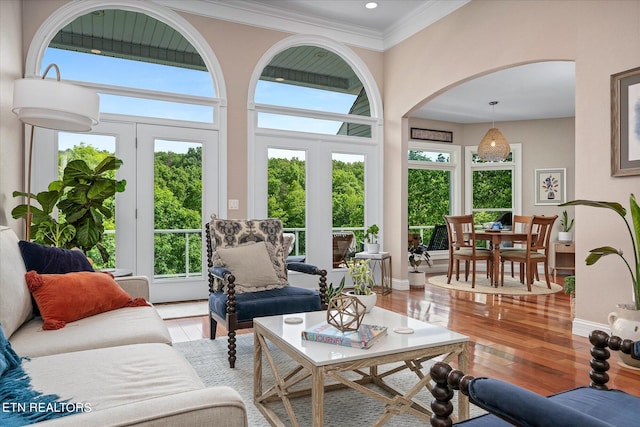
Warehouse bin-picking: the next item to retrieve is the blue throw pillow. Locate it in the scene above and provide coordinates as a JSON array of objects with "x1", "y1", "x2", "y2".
[
  {"x1": 0, "y1": 324, "x2": 82, "y2": 425},
  {"x1": 18, "y1": 241, "x2": 94, "y2": 274}
]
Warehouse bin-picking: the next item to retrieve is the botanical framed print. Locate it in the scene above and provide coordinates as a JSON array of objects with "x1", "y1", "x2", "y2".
[
  {"x1": 611, "y1": 66, "x2": 640, "y2": 176},
  {"x1": 535, "y1": 168, "x2": 566, "y2": 205}
]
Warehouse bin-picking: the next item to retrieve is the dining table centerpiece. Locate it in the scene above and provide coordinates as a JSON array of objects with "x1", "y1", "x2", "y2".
[{"x1": 561, "y1": 194, "x2": 640, "y2": 368}]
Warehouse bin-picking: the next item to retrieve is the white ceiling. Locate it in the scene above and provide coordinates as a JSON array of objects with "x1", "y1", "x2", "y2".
[{"x1": 169, "y1": 0, "x2": 576, "y2": 124}]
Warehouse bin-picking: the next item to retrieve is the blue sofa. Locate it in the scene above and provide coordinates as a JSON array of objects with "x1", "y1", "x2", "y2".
[{"x1": 430, "y1": 330, "x2": 640, "y2": 426}]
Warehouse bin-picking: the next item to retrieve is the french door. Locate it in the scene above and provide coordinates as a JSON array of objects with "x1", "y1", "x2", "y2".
[
  {"x1": 39, "y1": 120, "x2": 219, "y2": 303},
  {"x1": 137, "y1": 124, "x2": 219, "y2": 302},
  {"x1": 253, "y1": 133, "x2": 380, "y2": 287}
]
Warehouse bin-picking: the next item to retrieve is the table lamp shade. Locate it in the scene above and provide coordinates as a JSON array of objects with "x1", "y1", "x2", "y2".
[{"x1": 12, "y1": 78, "x2": 99, "y2": 132}]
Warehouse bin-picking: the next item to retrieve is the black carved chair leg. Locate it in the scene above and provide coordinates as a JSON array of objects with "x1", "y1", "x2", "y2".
[
  {"x1": 209, "y1": 313, "x2": 217, "y2": 340},
  {"x1": 227, "y1": 330, "x2": 237, "y2": 368},
  {"x1": 430, "y1": 362, "x2": 455, "y2": 427}
]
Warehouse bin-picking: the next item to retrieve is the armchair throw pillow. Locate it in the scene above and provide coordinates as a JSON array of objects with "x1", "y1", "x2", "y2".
[
  {"x1": 25, "y1": 271, "x2": 149, "y2": 330},
  {"x1": 214, "y1": 241, "x2": 285, "y2": 293}
]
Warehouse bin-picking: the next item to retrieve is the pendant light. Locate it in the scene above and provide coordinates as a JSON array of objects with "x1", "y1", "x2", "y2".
[{"x1": 477, "y1": 101, "x2": 510, "y2": 161}]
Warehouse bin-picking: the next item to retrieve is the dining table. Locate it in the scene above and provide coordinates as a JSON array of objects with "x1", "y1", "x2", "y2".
[{"x1": 475, "y1": 229, "x2": 534, "y2": 287}]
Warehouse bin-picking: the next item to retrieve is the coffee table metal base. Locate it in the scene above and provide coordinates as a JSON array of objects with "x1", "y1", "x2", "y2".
[{"x1": 253, "y1": 325, "x2": 469, "y2": 426}]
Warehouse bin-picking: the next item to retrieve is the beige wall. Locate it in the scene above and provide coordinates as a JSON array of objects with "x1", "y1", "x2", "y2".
[
  {"x1": 386, "y1": 0, "x2": 640, "y2": 326},
  {"x1": 4, "y1": 0, "x2": 638, "y2": 327},
  {"x1": 409, "y1": 116, "x2": 575, "y2": 225},
  {"x1": 0, "y1": 0, "x2": 24, "y2": 234}
]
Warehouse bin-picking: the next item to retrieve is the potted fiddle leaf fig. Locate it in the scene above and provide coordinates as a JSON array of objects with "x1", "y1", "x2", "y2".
[
  {"x1": 561, "y1": 194, "x2": 640, "y2": 368},
  {"x1": 12, "y1": 156, "x2": 126, "y2": 263}
]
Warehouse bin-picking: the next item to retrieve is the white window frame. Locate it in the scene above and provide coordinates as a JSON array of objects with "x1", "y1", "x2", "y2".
[
  {"x1": 247, "y1": 35, "x2": 384, "y2": 288},
  {"x1": 464, "y1": 143, "x2": 522, "y2": 217},
  {"x1": 407, "y1": 141, "x2": 461, "y2": 259}
]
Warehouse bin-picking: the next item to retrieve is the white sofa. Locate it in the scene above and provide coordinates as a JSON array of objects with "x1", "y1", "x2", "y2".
[{"x1": 0, "y1": 226, "x2": 248, "y2": 426}]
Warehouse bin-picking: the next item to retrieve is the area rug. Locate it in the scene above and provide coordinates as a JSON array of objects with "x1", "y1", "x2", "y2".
[
  {"x1": 173, "y1": 334, "x2": 486, "y2": 426},
  {"x1": 154, "y1": 300, "x2": 208, "y2": 319},
  {"x1": 428, "y1": 274, "x2": 562, "y2": 295}
]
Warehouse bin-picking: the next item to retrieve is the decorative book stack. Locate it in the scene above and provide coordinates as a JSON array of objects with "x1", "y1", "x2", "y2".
[{"x1": 302, "y1": 321, "x2": 387, "y2": 349}]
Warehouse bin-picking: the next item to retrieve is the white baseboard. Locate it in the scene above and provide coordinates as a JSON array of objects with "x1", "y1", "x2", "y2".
[
  {"x1": 572, "y1": 318, "x2": 609, "y2": 337},
  {"x1": 393, "y1": 278, "x2": 410, "y2": 291}
]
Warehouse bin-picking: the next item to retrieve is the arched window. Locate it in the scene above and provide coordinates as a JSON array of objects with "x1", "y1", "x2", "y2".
[
  {"x1": 25, "y1": 2, "x2": 226, "y2": 302},
  {"x1": 249, "y1": 36, "x2": 382, "y2": 286}
]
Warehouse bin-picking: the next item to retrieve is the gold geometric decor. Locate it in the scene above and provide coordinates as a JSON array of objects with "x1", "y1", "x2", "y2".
[{"x1": 326, "y1": 294, "x2": 365, "y2": 332}]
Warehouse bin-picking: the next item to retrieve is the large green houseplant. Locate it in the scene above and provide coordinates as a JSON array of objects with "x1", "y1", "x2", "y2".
[
  {"x1": 561, "y1": 194, "x2": 640, "y2": 310},
  {"x1": 12, "y1": 156, "x2": 126, "y2": 263},
  {"x1": 562, "y1": 194, "x2": 640, "y2": 369}
]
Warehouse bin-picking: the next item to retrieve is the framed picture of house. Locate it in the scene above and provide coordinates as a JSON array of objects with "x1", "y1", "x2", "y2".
[
  {"x1": 534, "y1": 168, "x2": 566, "y2": 205},
  {"x1": 612, "y1": 66, "x2": 640, "y2": 176},
  {"x1": 410, "y1": 128, "x2": 453, "y2": 143}
]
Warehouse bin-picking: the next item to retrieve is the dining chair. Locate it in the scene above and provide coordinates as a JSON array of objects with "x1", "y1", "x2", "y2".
[
  {"x1": 500, "y1": 215, "x2": 557, "y2": 290},
  {"x1": 444, "y1": 215, "x2": 493, "y2": 288},
  {"x1": 501, "y1": 214, "x2": 534, "y2": 280}
]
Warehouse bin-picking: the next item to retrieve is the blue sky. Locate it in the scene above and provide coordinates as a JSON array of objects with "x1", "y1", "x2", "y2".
[{"x1": 45, "y1": 48, "x2": 357, "y2": 134}]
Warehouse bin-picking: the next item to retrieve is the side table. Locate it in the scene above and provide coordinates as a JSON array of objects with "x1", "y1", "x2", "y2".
[
  {"x1": 354, "y1": 251, "x2": 392, "y2": 295},
  {"x1": 552, "y1": 242, "x2": 575, "y2": 278}
]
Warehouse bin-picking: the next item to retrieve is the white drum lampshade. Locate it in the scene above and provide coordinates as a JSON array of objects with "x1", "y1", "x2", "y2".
[{"x1": 12, "y1": 77, "x2": 99, "y2": 132}]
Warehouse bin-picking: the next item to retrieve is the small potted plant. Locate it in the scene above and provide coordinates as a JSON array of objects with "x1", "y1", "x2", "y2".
[
  {"x1": 364, "y1": 224, "x2": 380, "y2": 253},
  {"x1": 559, "y1": 210, "x2": 574, "y2": 242},
  {"x1": 564, "y1": 275, "x2": 576, "y2": 319},
  {"x1": 408, "y1": 243, "x2": 431, "y2": 288},
  {"x1": 345, "y1": 258, "x2": 377, "y2": 312},
  {"x1": 325, "y1": 277, "x2": 345, "y2": 303}
]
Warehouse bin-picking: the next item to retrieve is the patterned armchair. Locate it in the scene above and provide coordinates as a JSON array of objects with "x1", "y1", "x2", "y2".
[{"x1": 206, "y1": 218, "x2": 327, "y2": 368}]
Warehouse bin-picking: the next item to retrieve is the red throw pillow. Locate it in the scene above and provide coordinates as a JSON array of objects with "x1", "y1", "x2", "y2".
[{"x1": 25, "y1": 271, "x2": 149, "y2": 330}]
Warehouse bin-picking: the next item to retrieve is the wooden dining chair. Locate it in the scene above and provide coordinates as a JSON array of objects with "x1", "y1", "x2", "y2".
[
  {"x1": 501, "y1": 215, "x2": 534, "y2": 280},
  {"x1": 500, "y1": 215, "x2": 558, "y2": 290},
  {"x1": 444, "y1": 215, "x2": 493, "y2": 288}
]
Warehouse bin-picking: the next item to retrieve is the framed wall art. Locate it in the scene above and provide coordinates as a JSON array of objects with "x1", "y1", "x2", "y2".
[
  {"x1": 410, "y1": 127, "x2": 453, "y2": 143},
  {"x1": 611, "y1": 66, "x2": 640, "y2": 176},
  {"x1": 535, "y1": 168, "x2": 566, "y2": 205}
]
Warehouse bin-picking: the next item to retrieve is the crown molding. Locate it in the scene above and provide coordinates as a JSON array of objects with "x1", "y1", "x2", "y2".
[
  {"x1": 152, "y1": 0, "x2": 470, "y2": 52},
  {"x1": 383, "y1": 0, "x2": 470, "y2": 50}
]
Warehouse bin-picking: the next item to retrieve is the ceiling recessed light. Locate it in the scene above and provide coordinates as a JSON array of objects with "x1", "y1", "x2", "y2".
[
  {"x1": 90, "y1": 49, "x2": 101, "y2": 54},
  {"x1": 275, "y1": 77, "x2": 285, "y2": 82},
  {"x1": 365, "y1": 2, "x2": 378, "y2": 9}
]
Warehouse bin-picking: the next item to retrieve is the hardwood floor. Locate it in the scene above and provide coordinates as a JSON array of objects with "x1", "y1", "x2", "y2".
[{"x1": 164, "y1": 273, "x2": 640, "y2": 395}]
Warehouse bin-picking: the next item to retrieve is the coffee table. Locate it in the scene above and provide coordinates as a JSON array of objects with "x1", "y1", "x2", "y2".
[{"x1": 253, "y1": 307, "x2": 469, "y2": 426}]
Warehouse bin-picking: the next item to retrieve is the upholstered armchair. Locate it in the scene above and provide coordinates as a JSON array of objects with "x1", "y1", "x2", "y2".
[
  {"x1": 429, "y1": 330, "x2": 640, "y2": 426},
  {"x1": 205, "y1": 218, "x2": 327, "y2": 368}
]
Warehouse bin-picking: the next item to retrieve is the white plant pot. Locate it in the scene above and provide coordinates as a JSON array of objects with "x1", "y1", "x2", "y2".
[
  {"x1": 408, "y1": 271, "x2": 425, "y2": 288},
  {"x1": 558, "y1": 231, "x2": 573, "y2": 242},
  {"x1": 346, "y1": 291, "x2": 377, "y2": 313},
  {"x1": 365, "y1": 243, "x2": 380, "y2": 254},
  {"x1": 608, "y1": 304, "x2": 640, "y2": 369}
]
